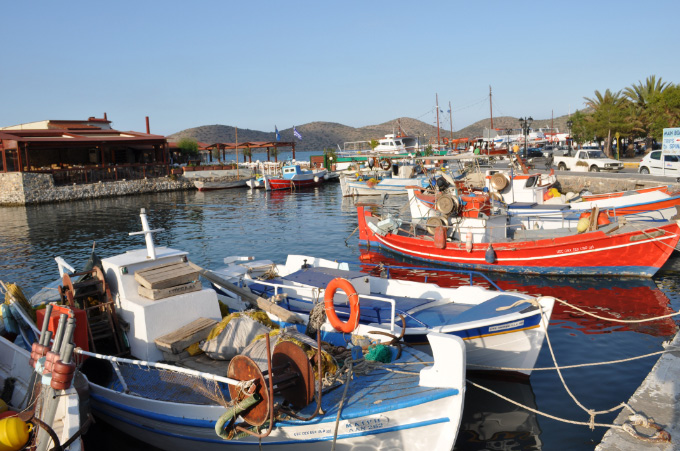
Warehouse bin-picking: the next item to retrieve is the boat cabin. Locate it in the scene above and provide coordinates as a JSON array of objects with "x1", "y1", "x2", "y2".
[
  {"x1": 101, "y1": 211, "x2": 221, "y2": 361},
  {"x1": 374, "y1": 134, "x2": 419, "y2": 154}
]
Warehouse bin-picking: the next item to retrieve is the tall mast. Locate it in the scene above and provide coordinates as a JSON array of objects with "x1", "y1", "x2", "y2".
[
  {"x1": 436, "y1": 93, "x2": 441, "y2": 149},
  {"x1": 489, "y1": 85, "x2": 493, "y2": 130},
  {"x1": 449, "y1": 101, "x2": 453, "y2": 144},
  {"x1": 235, "y1": 127, "x2": 240, "y2": 177},
  {"x1": 551, "y1": 110, "x2": 554, "y2": 143}
]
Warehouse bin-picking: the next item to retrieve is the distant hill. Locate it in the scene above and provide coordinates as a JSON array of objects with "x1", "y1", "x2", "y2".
[{"x1": 168, "y1": 113, "x2": 583, "y2": 152}]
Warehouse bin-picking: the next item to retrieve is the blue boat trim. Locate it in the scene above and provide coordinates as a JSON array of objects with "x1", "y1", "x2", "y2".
[
  {"x1": 91, "y1": 385, "x2": 459, "y2": 428},
  {"x1": 93, "y1": 402, "x2": 451, "y2": 445}
]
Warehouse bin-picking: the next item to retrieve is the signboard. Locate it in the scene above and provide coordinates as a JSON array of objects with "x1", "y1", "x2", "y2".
[{"x1": 662, "y1": 128, "x2": 680, "y2": 154}]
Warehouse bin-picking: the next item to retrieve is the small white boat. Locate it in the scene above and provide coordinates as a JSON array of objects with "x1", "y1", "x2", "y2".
[
  {"x1": 28, "y1": 209, "x2": 466, "y2": 450},
  {"x1": 193, "y1": 177, "x2": 253, "y2": 191},
  {"x1": 211, "y1": 254, "x2": 555, "y2": 376}
]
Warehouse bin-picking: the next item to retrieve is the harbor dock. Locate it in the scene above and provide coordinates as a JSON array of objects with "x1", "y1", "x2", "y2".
[{"x1": 596, "y1": 331, "x2": 679, "y2": 450}]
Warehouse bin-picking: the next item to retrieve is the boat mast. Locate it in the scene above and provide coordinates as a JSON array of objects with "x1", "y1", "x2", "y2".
[
  {"x1": 235, "y1": 127, "x2": 240, "y2": 178},
  {"x1": 449, "y1": 101, "x2": 453, "y2": 145},
  {"x1": 436, "y1": 93, "x2": 441, "y2": 149},
  {"x1": 489, "y1": 86, "x2": 493, "y2": 130}
]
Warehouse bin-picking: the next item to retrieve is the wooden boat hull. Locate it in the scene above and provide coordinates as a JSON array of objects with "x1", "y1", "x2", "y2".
[
  {"x1": 85, "y1": 341, "x2": 464, "y2": 451},
  {"x1": 357, "y1": 206, "x2": 680, "y2": 276},
  {"x1": 194, "y1": 178, "x2": 252, "y2": 191},
  {"x1": 264, "y1": 174, "x2": 327, "y2": 191}
]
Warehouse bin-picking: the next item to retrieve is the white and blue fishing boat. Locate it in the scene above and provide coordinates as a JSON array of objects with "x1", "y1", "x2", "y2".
[
  {"x1": 211, "y1": 255, "x2": 555, "y2": 376},
  {"x1": 29, "y1": 209, "x2": 466, "y2": 450}
]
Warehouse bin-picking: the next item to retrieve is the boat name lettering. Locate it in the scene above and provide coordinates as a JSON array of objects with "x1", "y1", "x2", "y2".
[
  {"x1": 292, "y1": 428, "x2": 332, "y2": 437},
  {"x1": 556, "y1": 245, "x2": 595, "y2": 254},
  {"x1": 489, "y1": 320, "x2": 524, "y2": 332},
  {"x1": 343, "y1": 417, "x2": 388, "y2": 433}
]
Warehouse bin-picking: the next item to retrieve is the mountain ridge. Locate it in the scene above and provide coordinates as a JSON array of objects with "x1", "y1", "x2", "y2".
[{"x1": 168, "y1": 114, "x2": 580, "y2": 152}]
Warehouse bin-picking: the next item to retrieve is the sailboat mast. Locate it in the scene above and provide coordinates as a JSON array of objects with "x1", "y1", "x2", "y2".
[
  {"x1": 489, "y1": 86, "x2": 493, "y2": 130},
  {"x1": 235, "y1": 127, "x2": 240, "y2": 178},
  {"x1": 449, "y1": 101, "x2": 453, "y2": 144},
  {"x1": 436, "y1": 93, "x2": 441, "y2": 149}
]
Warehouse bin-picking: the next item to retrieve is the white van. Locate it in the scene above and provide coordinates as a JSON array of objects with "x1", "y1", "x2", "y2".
[{"x1": 638, "y1": 151, "x2": 680, "y2": 176}]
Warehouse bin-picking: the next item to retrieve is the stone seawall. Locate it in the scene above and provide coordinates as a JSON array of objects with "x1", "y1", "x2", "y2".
[
  {"x1": 0, "y1": 173, "x2": 195, "y2": 206},
  {"x1": 555, "y1": 174, "x2": 680, "y2": 194}
]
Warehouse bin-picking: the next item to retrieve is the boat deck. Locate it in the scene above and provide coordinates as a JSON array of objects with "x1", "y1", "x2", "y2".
[{"x1": 251, "y1": 267, "x2": 536, "y2": 329}]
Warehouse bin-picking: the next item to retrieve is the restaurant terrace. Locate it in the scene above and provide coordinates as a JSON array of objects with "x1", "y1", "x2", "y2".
[{"x1": 0, "y1": 117, "x2": 169, "y2": 185}]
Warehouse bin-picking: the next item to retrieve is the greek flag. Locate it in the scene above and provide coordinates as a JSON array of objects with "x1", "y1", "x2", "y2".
[
  {"x1": 293, "y1": 126, "x2": 302, "y2": 140},
  {"x1": 275, "y1": 126, "x2": 280, "y2": 141}
]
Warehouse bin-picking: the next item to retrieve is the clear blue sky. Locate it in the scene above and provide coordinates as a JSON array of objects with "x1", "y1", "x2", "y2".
[{"x1": 2, "y1": 0, "x2": 677, "y2": 137}]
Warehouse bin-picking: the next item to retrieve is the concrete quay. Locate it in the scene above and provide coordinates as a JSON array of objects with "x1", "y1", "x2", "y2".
[{"x1": 596, "y1": 331, "x2": 680, "y2": 450}]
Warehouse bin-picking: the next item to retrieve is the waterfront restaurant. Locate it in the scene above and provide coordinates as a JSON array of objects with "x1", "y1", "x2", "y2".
[{"x1": 0, "y1": 116, "x2": 169, "y2": 185}]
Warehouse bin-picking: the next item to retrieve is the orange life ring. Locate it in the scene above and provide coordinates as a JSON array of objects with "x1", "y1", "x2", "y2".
[{"x1": 324, "y1": 278, "x2": 360, "y2": 333}]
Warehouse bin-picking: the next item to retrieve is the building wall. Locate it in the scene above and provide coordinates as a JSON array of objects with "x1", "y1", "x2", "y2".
[{"x1": 0, "y1": 173, "x2": 193, "y2": 206}]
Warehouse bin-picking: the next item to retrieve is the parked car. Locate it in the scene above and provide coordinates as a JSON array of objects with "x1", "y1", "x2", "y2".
[
  {"x1": 639, "y1": 151, "x2": 680, "y2": 177},
  {"x1": 526, "y1": 149, "x2": 553, "y2": 169},
  {"x1": 553, "y1": 149, "x2": 623, "y2": 172}
]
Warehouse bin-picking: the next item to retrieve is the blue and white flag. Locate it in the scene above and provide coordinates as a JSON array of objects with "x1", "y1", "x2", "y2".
[
  {"x1": 293, "y1": 126, "x2": 302, "y2": 140},
  {"x1": 275, "y1": 125, "x2": 281, "y2": 141}
]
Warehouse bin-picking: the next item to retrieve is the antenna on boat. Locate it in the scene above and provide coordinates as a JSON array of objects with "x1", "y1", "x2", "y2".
[{"x1": 129, "y1": 208, "x2": 164, "y2": 260}]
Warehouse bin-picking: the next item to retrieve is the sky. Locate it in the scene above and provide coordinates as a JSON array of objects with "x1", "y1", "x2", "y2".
[{"x1": 2, "y1": 0, "x2": 678, "y2": 137}]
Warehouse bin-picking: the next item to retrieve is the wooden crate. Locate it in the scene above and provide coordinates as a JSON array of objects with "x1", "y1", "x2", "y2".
[
  {"x1": 135, "y1": 261, "x2": 199, "y2": 290},
  {"x1": 138, "y1": 280, "x2": 202, "y2": 301},
  {"x1": 154, "y1": 317, "x2": 218, "y2": 354}
]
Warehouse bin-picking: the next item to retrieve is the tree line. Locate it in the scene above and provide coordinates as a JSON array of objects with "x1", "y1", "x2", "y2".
[{"x1": 570, "y1": 76, "x2": 680, "y2": 157}]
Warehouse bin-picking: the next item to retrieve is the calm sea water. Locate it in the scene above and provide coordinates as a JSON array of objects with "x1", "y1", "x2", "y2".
[{"x1": 1, "y1": 154, "x2": 678, "y2": 450}]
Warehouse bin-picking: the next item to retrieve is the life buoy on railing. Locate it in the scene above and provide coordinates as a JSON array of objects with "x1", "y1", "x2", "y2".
[
  {"x1": 324, "y1": 278, "x2": 360, "y2": 333},
  {"x1": 380, "y1": 159, "x2": 391, "y2": 171}
]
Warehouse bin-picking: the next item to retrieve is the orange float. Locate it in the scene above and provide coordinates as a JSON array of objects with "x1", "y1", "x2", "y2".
[{"x1": 324, "y1": 278, "x2": 360, "y2": 333}]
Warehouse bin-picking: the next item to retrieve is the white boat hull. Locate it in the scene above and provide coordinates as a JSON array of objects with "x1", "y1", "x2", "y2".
[
  {"x1": 89, "y1": 385, "x2": 461, "y2": 451},
  {"x1": 0, "y1": 337, "x2": 83, "y2": 451}
]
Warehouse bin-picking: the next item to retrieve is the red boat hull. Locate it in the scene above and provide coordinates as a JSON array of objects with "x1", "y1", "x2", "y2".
[
  {"x1": 266, "y1": 177, "x2": 325, "y2": 191},
  {"x1": 357, "y1": 206, "x2": 680, "y2": 276}
]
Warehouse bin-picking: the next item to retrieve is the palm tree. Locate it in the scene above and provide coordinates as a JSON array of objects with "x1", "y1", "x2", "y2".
[
  {"x1": 583, "y1": 89, "x2": 625, "y2": 157},
  {"x1": 584, "y1": 89, "x2": 623, "y2": 110},
  {"x1": 623, "y1": 75, "x2": 668, "y2": 107},
  {"x1": 624, "y1": 76, "x2": 669, "y2": 150},
  {"x1": 369, "y1": 139, "x2": 379, "y2": 152}
]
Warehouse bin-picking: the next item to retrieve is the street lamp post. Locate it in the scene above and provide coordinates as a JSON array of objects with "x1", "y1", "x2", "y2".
[
  {"x1": 566, "y1": 120, "x2": 573, "y2": 151},
  {"x1": 518, "y1": 117, "x2": 533, "y2": 159}
]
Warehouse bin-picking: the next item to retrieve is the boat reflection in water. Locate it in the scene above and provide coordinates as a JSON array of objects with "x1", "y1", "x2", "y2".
[
  {"x1": 356, "y1": 247, "x2": 677, "y2": 337},
  {"x1": 457, "y1": 376, "x2": 542, "y2": 451}
]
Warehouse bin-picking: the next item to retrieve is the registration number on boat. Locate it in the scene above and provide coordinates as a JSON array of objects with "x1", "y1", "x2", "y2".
[
  {"x1": 490, "y1": 320, "x2": 524, "y2": 333},
  {"x1": 556, "y1": 245, "x2": 595, "y2": 254}
]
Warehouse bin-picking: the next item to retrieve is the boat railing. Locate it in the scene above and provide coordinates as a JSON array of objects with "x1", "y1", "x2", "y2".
[
  {"x1": 248, "y1": 279, "x2": 398, "y2": 334},
  {"x1": 343, "y1": 261, "x2": 504, "y2": 291},
  {"x1": 74, "y1": 349, "x2": 253, "y2": 390}
]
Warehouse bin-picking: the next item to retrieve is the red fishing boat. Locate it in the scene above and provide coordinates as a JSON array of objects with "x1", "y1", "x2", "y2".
[
  {"x1": 356, "y1": 204, "x2": 680, "y2": 277},
  {"x1": 264, "y1": 162, "x2": 328, "y2": 191}
]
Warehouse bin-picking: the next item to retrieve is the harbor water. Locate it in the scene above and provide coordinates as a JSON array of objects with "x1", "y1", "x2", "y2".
[{"x1": 1, "y1": 160, "x2": 678, "y2": 450}]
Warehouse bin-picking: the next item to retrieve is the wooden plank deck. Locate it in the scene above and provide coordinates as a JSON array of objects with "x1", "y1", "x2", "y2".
[{"x1": 135, "y1": 261, "x2": 199, "y2": 289}]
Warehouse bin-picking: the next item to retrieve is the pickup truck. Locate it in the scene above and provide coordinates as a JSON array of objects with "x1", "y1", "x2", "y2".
[{"x1": 553, "y1": 149, "x2": 624, "y2": 172}]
